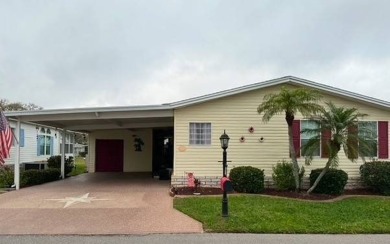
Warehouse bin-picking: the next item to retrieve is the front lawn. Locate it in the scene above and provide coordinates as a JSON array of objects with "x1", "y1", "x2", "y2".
[
  {"x1": 70, "y1": 157, "x2": 87, "y2": 176},
  {"x1": 174, "y1": 195, "x2": 390, "y2": 233}
]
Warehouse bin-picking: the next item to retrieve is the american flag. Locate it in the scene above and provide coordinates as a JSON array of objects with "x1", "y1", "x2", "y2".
[{"x1": 0, "y1": 110, "x2": 12, "y2": 165}]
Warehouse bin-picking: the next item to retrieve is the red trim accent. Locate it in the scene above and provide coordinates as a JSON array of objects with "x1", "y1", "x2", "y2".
[
  {"x1": 321, "y1": 129, "x2": 331, "y2": 158},
  {"x1": 378, "y1": 121, "x2": 388, "y2": 159},
  {"x1": 292, "y1": 120, "x2": 300, "y2": 158}
]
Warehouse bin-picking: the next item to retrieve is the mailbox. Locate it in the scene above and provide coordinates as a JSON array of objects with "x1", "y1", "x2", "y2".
[{"x1": 220, "y1": 177, "x2": 234, "y2": 193}]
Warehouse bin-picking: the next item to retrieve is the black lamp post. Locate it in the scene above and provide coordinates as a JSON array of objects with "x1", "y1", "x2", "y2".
[{"x1": 219, "y1": 130, "x2": 230, "y2": 217}]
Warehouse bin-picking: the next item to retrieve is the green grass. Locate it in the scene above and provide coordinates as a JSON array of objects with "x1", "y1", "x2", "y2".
[
  {"x1": 70, "y1": 157, "x2": 88, "y2": 176},
  {"x1": 174, "y1": 195, "x2": 390, "y2": 233}
]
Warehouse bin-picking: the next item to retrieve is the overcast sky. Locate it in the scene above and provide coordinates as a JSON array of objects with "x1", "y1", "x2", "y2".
[{"x1": 1, "y1": 0, "x2": 390, "y2": 109}]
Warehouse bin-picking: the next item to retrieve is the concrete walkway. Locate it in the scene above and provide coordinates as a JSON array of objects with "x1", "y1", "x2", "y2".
[{"x1": 0, "y1": 173, "x2": 203, "y2": 235}]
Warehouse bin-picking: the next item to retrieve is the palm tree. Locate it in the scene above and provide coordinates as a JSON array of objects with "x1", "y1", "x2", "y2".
[
  {"x1": 257, "y1": 87, "x2": 322, "y2": 191},
  {"x1": 302, "y1": 102, "x2": 374, "y2": 194}
]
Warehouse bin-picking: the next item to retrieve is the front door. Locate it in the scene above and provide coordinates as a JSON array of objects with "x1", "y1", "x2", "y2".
[{"x1": 95, "y1": 139, "x2": 124, "y2": 172}]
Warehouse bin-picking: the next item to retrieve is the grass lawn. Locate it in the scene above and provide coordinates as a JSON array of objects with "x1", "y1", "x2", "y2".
[
  {"x1": 70, "y1": 157, "x2": 88, "y2": 176},
  {"x1": 174, "y1": 195, "x2": 390, "y2": 233}
]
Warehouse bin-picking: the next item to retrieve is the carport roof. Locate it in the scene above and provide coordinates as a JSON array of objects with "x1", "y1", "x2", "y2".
[{"x1": 5, "y1": 105, "x2": 174, "y2": 132}]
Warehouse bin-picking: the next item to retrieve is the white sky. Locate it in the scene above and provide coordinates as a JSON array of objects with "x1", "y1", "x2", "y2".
[{"x1": 1, "y1": 0, "x2": 390, "y2": 109}]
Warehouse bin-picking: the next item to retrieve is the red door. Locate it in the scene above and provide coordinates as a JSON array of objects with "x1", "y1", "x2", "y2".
[{"x1": 95, "y1": 139, "x2": 124, "y2": 172}]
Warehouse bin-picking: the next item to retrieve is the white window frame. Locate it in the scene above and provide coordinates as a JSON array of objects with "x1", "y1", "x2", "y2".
[
  {"x1": 60, "y1": 134, "x2": 75, "y2": 154},
  {"x1": 358, "y1": 121, "x2": 378, "y2": 157},
  {"x1": 38, "y1": 128, "x2": 52, "y2": 156},
  {"x1": 301, "y1": 120, "x2": 321, "y2": 157},
  {"x1": 189, "y1": 122, "x2": 212, "y2": 146}
]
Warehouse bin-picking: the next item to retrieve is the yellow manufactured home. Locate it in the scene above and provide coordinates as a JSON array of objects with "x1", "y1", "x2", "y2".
[{"x1": 6, "y1": 76, "x2": 390, "y2": 189}]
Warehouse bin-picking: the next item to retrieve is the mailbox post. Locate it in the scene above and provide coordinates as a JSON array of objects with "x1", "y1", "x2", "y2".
[{"x1": 219, "y1": 130, "x2": 230, "y2": 217}]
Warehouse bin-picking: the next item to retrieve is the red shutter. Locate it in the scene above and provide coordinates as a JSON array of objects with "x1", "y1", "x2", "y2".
[
  {"x1": 292, "y1": 120, "x2": 300, "y2": 158},
  {"x1": 321, "y1": 129, "x2": 331, "y2": 158},
  {"x1": 378, "y1": 121, "x2": 388, "y2": 159}
]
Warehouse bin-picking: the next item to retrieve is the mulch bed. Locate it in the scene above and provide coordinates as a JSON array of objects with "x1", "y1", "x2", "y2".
[{"x1": 173, "y1": 187, "x2": 381, "y2": 201}]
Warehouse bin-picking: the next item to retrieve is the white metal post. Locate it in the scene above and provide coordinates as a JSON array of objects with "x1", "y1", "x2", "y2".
[
  {"x1": 61, "y1": 129, "x2": 66, "y2": 179},
  {"x1": 14, "y1": 119, "x2": 21, "y2": 190}
]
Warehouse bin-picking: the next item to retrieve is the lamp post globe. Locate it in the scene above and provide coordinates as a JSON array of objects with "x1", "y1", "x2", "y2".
[{"x1": 219, "y1": 130, "x2": 230, "y2": 149}]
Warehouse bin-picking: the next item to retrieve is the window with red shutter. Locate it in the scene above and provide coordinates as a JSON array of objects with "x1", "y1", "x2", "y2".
[{"x1": 292, "y1": 120, "x2": 300, "y2": 158}]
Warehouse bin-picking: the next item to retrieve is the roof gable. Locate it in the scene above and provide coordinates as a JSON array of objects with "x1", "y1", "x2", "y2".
[{"x1": 170, "y1": 76, "x2": 390, "y2": 110}]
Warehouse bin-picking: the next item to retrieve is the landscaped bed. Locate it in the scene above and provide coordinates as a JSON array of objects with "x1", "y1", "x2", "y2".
[
  {"x1": 174, "y1": 194, "x2": 390, "y2": 233},
  {"x1": 174, "y1": 186, "x2": 382, "y2": 201}
]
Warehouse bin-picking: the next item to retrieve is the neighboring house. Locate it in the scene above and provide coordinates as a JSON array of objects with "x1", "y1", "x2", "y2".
[
  {"x1": 5, "y1": 76, "x2": 390, "y2": 188},
  {"x1": 74, "y1": 143, "x2": 87, "y2": 156},
  {"x1": 4, "y1": 120, "x2": 75, "y2": 170}
]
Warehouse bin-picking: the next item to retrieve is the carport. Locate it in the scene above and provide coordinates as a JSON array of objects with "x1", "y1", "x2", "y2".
[{"x1": 5, "y1": 105, "x2": 174, "y2": 189}]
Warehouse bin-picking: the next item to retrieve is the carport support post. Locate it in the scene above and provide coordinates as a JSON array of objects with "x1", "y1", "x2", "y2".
[
  {"x1": 61, "y1": 129, "x2": 66, "y2": 179},
  {"x1": 14, "y1": 119, "x2": 21, "y2": 190}
]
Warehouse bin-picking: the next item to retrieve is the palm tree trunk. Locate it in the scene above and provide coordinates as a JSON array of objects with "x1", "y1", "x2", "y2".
[
  {"x1": 288, "y1": 125, "x2": 300, "y2": 191},
  {"x1": 307, "y1": 160, "x2": 331, "y2": 194}
]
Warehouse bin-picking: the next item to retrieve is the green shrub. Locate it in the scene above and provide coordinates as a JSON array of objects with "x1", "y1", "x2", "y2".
[
  {"x1": 47, "y1": 155, "x2": 74, "y2": 177},
  {"x1": 229, "y1": 166, "x2": 264, "y2": 193},
  {"x1": 21, "y1": 168, "x2": 61, "y2": 187},
  {"x1": 309, "y1": 168, "x2": 348, "y2": 195},
  {"x1": 43, "y1": 168, "x2": 61, "y2": 182},
  {"x1": 0, "y1": 166, "x2": 14, "y2": 188},
  {"x1": 21, "y1": 170, "x2": 44, "y2": 186},
  {"x1": 360, "y1": 161, "x2": 390, "y2": 195},
  {"x1": 272, "y1": 160, "x2": 305, "y2": 191}
]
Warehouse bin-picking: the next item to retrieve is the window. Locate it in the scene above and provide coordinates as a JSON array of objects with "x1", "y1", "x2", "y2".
[
  {"x1": 60, "y1": 134, "x2": 75, "y2": 154},
  {"x1": 358, "y1": 121, "x2": 378, "y2": 157},
  {"x1": 37, "y1": 128, "x2": 52, "y2": 156},
  {"x1": 301, "y1": 120, "x2": 320, "y2": 157},
  {"x1": 189, "y1": 123, "x2": 211, "y2": 145}
]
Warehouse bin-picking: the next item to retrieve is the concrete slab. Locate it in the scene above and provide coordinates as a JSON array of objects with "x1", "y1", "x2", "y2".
[{"x1": 0, "y1": 173, "x2": 203, "y2": 235}]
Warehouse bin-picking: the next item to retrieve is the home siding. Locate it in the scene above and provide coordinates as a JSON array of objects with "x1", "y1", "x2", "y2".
[
  {"x1": 88, "y1": 129, "x2": 152, "y2": 173},
  {"x1": 4, "y1": 122, "x2": 63, "y2": 165},
  {"x1": 173, "y1": 84, "x2": 390, "y2": 187}
]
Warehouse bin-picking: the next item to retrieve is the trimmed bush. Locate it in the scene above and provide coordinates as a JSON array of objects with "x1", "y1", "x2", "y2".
[
  {"x1": 0, "y1": 166, "x2": 14, "y2": 188},
  {"x1": 272, "y1": 161, "x2": 305, "y2": 191},
  {"x1": 360, "y1": 161, "x2": 390, "y2": 195},
  {"x1": 229, "y1": 166, "x2": 264, "y2": 193},
  {"x1": 21, "y1": 168, "x2": 61, "y2": 187},
  {"x1": 309, "y1": 168, "x2": 348, "y2": 195},
  {"x1": 47, "y1": 155, "x2": 74, "y2": 177}
]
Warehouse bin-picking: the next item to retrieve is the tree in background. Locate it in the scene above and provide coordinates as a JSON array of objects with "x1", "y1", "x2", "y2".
[
  {"x1": 257, "y1": 87, "x2": 322, "y2": 191},
  {"x1": 0, "y1": 99, "x2": 43, "y2": 111}
]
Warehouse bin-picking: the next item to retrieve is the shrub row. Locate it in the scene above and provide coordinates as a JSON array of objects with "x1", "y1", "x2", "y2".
[
  {"x1": 0, "y1": 167, "x2": 61, "y2": 188},
  {"x1": 360, "y1": 161, "x2": 390, "y2": 195},
  {"x1": 21, "y1": 168, "x2": 61, "y2": 187}
]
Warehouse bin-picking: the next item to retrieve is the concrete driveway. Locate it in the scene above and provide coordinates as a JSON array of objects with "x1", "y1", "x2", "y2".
[{"x1": 0, "y1": 173, "x2": 203, "y2": 235}]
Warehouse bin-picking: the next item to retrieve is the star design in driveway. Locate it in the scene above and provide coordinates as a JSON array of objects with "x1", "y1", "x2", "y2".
[{"x1": 46, "y1": 193, "x2": 110, "y2": 208}]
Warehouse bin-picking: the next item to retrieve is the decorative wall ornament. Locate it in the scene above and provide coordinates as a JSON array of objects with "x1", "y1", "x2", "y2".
[
  {"x1": 240, "y1": 136, "x2": 245, "y2": 142},
  {"x1": 248, "y1": 127, "x2": 254, "y2": 133},
  {"x1": 259, "y1": 137, "x2": 264, "y2": 142},
  {"x1": 134, "y1": 137, "x2": 144, "y2": 151}
]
